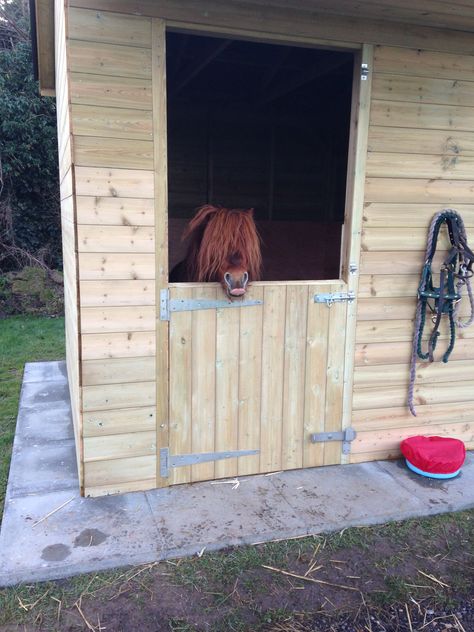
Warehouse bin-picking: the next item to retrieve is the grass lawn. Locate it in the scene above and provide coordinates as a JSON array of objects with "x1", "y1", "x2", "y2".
[{"x1": 0, "y1": 315, "x2": 65, "y2": 519}]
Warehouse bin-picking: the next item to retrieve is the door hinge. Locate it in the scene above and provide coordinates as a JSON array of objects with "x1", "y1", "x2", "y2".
[
  {"x1": 309, "y1": 428, "x2": 357, "y2": 455},
  {"x1": 314, "y1": 291, "x2": 355, "y2": 307},
  {"x1": 160, "y1": 289, "x2": 263, "y2": 320},
  {"x1": 361, "y1": 63, "x2": 369, "y2": 80},
  {"x1": 160, "y1": 447, "x2": 259, "y2": 478}
]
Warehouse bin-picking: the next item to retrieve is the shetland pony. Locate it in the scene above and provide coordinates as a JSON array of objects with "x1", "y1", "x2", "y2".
[{"x1": 169, "y1": 205, "x2": 262, "y2": 298}]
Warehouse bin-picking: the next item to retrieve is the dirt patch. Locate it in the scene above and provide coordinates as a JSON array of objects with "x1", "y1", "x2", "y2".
[{"x1": 0, "y1": 510, "x2": 472, "y2": 631}]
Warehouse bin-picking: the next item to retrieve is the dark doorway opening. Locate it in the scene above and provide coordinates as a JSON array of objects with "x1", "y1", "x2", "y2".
[{"x1": 166, "y1": 32, "x2": 354, "y2": 281}]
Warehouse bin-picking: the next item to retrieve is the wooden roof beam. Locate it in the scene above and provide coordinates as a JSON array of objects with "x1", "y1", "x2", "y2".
[
  {"x1": 170, "y1": 38, "x2": 232, "y2": 98},
  {"x1": 32, "y1": 0, "x2": 55, "y2": 96},
  {"x1": 257, "y1": 54, "x2": 350, "y2": 105}
]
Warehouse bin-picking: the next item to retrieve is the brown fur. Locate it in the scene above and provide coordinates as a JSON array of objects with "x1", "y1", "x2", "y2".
[{"x1": 178, "y1": 205, "x2": 262, "y2": 284}]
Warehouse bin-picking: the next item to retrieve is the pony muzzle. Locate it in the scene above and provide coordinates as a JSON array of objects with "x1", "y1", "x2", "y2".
[{"x1": 224, "y1": 271, "x2": 249, "y2": 298}]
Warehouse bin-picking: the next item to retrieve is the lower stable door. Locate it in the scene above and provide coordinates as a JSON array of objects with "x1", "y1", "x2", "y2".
[{"x1": 162, "y1": 281, "x2": 349, "y2": 485}]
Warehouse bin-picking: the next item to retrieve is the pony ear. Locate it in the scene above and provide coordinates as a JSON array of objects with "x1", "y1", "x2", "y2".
[
  {"x1": 247, "y1": 208, "x2": 255, "y2": 217},
  {"x1": 183, "y1": 204, "x2": 220, "y2": 239}
]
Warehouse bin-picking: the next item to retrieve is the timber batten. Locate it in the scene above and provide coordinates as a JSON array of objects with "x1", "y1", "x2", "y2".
[{"x1": 37, "y1": 0, "x2": 474, "y2": 496}]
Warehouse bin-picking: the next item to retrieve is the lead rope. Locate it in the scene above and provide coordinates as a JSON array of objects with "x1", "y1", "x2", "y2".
[{"x1": 408, "y1": 210, "x2": 474, "y2": 416}]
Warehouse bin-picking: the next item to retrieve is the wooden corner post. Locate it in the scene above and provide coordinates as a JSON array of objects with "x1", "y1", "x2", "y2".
[
  {"x1": 341, "y1": 43, "x2": 373, "y2": 463},
  {"x1": 153, "y1": 18, "x2": 170, "y2": 487}
]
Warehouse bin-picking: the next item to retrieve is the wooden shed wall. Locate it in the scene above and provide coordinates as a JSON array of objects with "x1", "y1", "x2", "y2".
[
  {"x1": 57, "y1": 1, "x2": 474, "y2": 495},
  {"x1": 64, "y1": 8, "x2": 162, "y2": 496},
  {"x1": 352, "y1": 45, "x2": 474, "y2": 461},
  {"x1": 55, "y1": 0, "x2": 82, "y2": 481}
]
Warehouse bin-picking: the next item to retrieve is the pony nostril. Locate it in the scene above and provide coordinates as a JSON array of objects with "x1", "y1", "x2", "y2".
[
  {"x1": 224, "y1": 272, "x2": 232, "y2": 288},
  {"x1": 242, "y1": 272, "x2": 249, "y2": 287}
]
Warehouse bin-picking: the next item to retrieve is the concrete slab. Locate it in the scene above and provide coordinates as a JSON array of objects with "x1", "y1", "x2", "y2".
[
  {"x1": 145, "y1": 473, "x2": 308, "y2": 557},
  {"x1": 0, "y1": 490, "x2": 160, "y2": 585},
  {"x1": 267, "y1": 461, "x2": 428, "y2": 532},
  {"x1": 23, "y1": 361, "x2": 68, "y2": 384},
  {"x1": 7, "y1": 440, "x2": 78, "y2": 498},
  {"x1": 1, "y1": 361, "x2": 473, "y2": 587},
  {"x1": 20, "y1": 380, "x2": 71, "y2": 409}
]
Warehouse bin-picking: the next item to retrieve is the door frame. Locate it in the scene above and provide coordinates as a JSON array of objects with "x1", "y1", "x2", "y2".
[{"x1": 154, "y1": 15, "x2": 374, "y2": 483}]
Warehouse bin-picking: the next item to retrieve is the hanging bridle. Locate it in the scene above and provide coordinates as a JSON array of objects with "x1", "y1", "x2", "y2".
[{"x1": 408, "y1": 210, "x2": 474, "y2": 416}]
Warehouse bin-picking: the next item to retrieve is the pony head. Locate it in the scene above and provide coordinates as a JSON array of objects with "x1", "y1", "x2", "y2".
[{"x1": 183, "y1": 205, "x2": 262, "y2": 298}]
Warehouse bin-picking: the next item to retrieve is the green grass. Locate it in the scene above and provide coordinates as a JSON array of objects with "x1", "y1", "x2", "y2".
[{"x1": 0, "y1": 315, "x2": 65, "y2": 519}]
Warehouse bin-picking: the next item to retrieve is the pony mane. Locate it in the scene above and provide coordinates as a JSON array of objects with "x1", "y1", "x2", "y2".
[{"x1": 184, "y1": 205, "x2": 262, "y2": 282}]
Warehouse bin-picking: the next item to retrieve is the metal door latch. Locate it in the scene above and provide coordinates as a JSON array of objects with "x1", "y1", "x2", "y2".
[
  {"x1": 314, "y1": 291, "x2": 355, "y2": 307},
  {"x1": 361, "y1": 63, "x2": 369, "y2": 80},
  {"x1": 309, "y1": 428, "x2": 357, "y2": 455}
]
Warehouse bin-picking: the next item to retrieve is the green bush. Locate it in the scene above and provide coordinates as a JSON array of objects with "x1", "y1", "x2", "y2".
[
  {"x1": 0, "y1": 266, "x2": 63, "y2": 317},
  {"x1": 0, "y1": 40, "x2": 61, "y2": 271}
]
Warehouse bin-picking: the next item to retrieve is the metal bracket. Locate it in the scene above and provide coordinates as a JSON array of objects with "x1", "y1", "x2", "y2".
[
  {"x1": 160, "y1": 447, "x2": 259, "y2": 478},
  {"x1": 309, "y1": 428, "x2": 357, "y2": 455},
  {"x1": 160, "y1": 289, "x2": 263, "y2": 321},
  {"x1": 361, "y1": 63, "x2": 369, "y2": 80},
  {"x1": 314, "y1": 291, "x2": 355, "y2": 307}
]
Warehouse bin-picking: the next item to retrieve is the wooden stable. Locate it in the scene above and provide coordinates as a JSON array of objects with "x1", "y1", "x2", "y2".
[{"x1": 33, "y1": 0, "x2": 474, "y2": 497}]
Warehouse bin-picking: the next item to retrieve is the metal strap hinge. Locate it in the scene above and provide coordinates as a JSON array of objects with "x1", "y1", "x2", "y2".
[
  {"x1": 309, "y1": 428, "x2": 357, "y2": 455},
  {"x1": 160, "y1": 447, "x2": 259, "y2": 478},
  {"x1": 314, "y1": 291, "x2": 355, "y2": 307},
  {"x1": 160, "y1": 289, "x2": 263, "y2": 321}
]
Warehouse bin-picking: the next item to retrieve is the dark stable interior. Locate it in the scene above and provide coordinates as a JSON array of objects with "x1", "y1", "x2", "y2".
[{"x1": 166, "y1": 32, "x2": 354, "y2": 281}]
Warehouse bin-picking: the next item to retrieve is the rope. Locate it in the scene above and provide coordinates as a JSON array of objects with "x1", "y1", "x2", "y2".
[{"x1": 407, "y1": 209, "x2": 474, "y2": 416}]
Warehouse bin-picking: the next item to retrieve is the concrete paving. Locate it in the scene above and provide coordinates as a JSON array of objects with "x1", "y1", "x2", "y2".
[{"x1": 1, "y1": 361, "x2": 473, "y2": 587}]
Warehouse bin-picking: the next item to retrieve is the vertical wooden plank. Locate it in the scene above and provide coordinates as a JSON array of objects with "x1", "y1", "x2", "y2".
[
  {"x1": 342, "y1": 44, "x2": 374, "y2": 464},
  {"x1": 169, "y1": 286, "x2": 192, "y2": 484},
  {"x1": 191, "y1": 285, "x2": 217, "y2": 481},
  {"x1": 303, "y1": 284, "x2": 330, "y2": 468},
  {"x1": 323, "y1": 283, "x2": 348, "y2": 465},
  {"x1": 152, "y1": 18, "x2": 169, "y2": 487},
  {"x1": 238, "y1": 286, "x2": 263, "y2": 476},
  {"x1": 214, "y1": 302, "x2": 240, "y2": 478},
  {"x1": 260, "y1": 285, "x2": 286, "y2": 472},
  {"x1": 281, "y1": 285, "x2": 308, "y2": 470}
]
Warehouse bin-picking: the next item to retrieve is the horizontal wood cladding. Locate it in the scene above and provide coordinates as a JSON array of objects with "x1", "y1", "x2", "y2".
[
  {"x1": 68, "y1": 0, "x2": 474, "y2": 55},
  {"x1": 74, "y1": 167, "x2": 154, "y2": 197},
  {"x1": 77, "y1": 225, "x2": 155, "y2": 252},
  {"x1": 353, "y1": 400, "x2": 474, "y2": 432},
  {"x1": 373, "y1": 47, "x2": 474, "y2": 82},
  {"x1": 76, "y1": 196, "x2": 155, "y2": 226},
  {"x1": 363, "y1": 204, "x2": 474, "y2": 227},
  {"x1": 68, "y1": 7, "x2": 152, "y2": 47},
  {"x1": 353, "y1": 381, "x2": 474, "y2": 411},
  {"x1": 70, "y1": 73, "x2": 152, "y2": 110},
  {"x1": 355, "y1": 338, "x2": 474, "y2": 368},
  {"x1": 367, "y1": 153, "x2": 474, "y2": 181},
  {"x1": 79, "y1": 280, "x2": 155, "y2": 306},
  {"x1": 356, "y1": 318, "x2": 474, "y2": 345},
  {"x1": 368, "y1": 127, "x2": 474, "y2": 156},
  {"x1": 82, "y1": 357, "x2": 156, "y2": 386},
  {"x1": 83, "y1": 405, "x2": 156, "y2": 436},
  {"x1": 74, "y1": 137, "x2": 154, "y2": 170},
  {"x1": 366, "y1": 178, "x2": 474, "y2": 204},
  {"x1": 352, "y1": 422, "x2": 474, "y2": 455},
  {"x1": 82, "y1": 381, "x2": 156, "y2": 411},
  {"x1": 78, "y1": 253, "x2": 155, "y2": 280},
  {"x1": 84, "y1": 430, "x2": 156, "y2": 462},
  {"x1": 354, "y1": 359, "x2": 474, "y2": 388},
  {"x1": 71, "y1": 105, "x2": 153, "y2": 141},
  {"x1": 83, "y1": 454, "x2": 156, "y2": 489},
  {"x1": 81, "y1": 306, "x2": 156, "y2": 333},
  {"x1": 372, "y1": 73, "x2": 474, "y2": 108},
  {"x1": 69, "y1": 40, "x2": 152, "y2": 78},
  {"x1": 82, "y1": 332, "x2": 155, "y2": 359}
]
